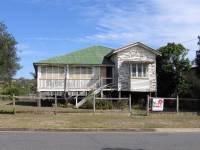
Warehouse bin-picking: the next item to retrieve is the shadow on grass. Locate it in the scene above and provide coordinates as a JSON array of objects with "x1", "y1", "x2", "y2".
[
  {"x1": 131, "y1": 113, "x2": 147, "y2": 117},
  {"x1": 16, "y1": 101, "x2": 36, "y2": 106},
  {"x1": 0, "y1": 110, "x2": 14, "y2": 114},
  {"x1": 6, "y1": 101, "x2": 36, "y2": 107},
  {"x1": 102, "y1": 148, "x2": 145, "y2": 150}
]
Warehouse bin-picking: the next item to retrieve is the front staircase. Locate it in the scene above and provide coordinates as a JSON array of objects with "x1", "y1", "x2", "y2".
[{"x1": 75, "y1": 83, "x2": 115, "y2": 108}]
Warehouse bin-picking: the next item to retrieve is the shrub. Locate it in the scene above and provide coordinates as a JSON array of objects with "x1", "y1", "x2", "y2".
[
  {"x1": 95, "y1": 99, "x2": 112, "y2": 110},
  {"x1": 80, "y1": 96, "x2": 93, "y2": 109},
  {"x1": 1, "y1": 85, "x2": 21, "y2": 96},
  {"x1": 113, "y1": 100, "x2": 127, "y2": 109},
  {"x1": 81, "y1": 97, "x2": 127, "y2": 110}
]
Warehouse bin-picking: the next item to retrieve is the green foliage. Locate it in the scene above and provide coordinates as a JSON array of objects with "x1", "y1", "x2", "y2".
[
  {"x1": 81, "y1": 97, "x2": 127, "y2": 110},
  {"x1": 157, "y1": 43, "x2": 191, "y2": 97},
  {"x1": 0, "y1": 22, "x2": 20, "y2": 82},
  {"x1": 195, "y1": 36, "x2": 200, "y2": 78},
  {"x1": 95, "y1": 99, "x2": 112, "y2": 110},
  {"x1": 0, "y1": 78, "x2": 36, "y2": 96},
  {"x1": 80, "y1": 95, "x2": 93, "y2": 109},
  {"x1": 1, "y1": 85, "x2": 22, "y2": 96},
  {"x1": 186, "y1": 69, "x2": 200, "y2": 98},
  {"x1": 113, "y1": 100, "x2": 127, "y2": 109}
]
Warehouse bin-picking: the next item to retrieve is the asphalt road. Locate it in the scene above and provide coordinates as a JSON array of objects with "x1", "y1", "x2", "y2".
[{"x1": 0, "y1": 132, "x2": 200, "y2": 150}]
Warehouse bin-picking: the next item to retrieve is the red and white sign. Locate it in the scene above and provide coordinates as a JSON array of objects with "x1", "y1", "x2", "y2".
[{"x1": 152, "y1": 98, "x2": 164, "y2": 111}]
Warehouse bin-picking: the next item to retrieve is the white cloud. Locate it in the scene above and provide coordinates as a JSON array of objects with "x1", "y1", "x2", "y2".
[
  {"x1": 16, "y1": 0, "x2": 200, "y2": 60},
  {"x1": 82, "y1": 0, "x2": 200, "y2": 59},
  {"x1": 25, "y1": 37, "x2": 71, "y2": 41},
  {"x1": 16, "y1": 43, "x2": 44, "y2": 56}
]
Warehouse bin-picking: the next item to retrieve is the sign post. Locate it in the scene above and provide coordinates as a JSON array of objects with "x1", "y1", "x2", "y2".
[{"x1": 176, "y1": 95, "x2": 179, "y2": 113}]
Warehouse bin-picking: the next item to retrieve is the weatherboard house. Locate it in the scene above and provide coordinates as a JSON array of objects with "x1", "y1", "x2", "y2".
[{"x1": 34, "y1": 42, "x2": 161, "y2": 107}]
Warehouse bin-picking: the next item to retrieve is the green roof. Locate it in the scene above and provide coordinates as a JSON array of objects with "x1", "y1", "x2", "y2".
[{"x1": 35, "y1": 46, "x2": 114, "y2": 65}]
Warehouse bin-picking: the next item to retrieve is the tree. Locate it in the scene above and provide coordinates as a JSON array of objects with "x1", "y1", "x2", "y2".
[
  {"x1": 29, "y1": 72, "x2": 37, "y2": 93},
  {"x1": 0, "y1": 22, "x2": 20, "y2": 82},
  {"x1": 195, "y1": 36, "x2": 200, "y2": 78},
  {"x1": 157, "y1": 43, "x2": 191, "y2": 97}
]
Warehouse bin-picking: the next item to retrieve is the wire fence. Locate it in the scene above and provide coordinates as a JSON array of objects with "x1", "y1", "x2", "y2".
[
  {"x1": 0, "y1": 94, "x2": 68, "y2": 115},
  {"x1": 0, "y1": 94, "x2": 133, "y2": 115},
  {"x1": 147, "y1": 96, "x2": 200, "y2": 115},
  {"x1": 2, "y1": 93, "x2": 199, "y2": 116}
]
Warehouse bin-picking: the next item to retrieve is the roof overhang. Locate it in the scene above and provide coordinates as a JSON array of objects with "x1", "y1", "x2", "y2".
[
  {"x1": 33, "y1": 63, "x2": 114, "y2": 67},
  {"x1": 107, "y1": 42, "x2": 161, "y2": 57}
]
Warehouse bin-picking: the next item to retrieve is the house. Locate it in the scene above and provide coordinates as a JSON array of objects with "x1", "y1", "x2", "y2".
[{"x1": 33, "y1": 42, "x2": 161, "y2": 107}]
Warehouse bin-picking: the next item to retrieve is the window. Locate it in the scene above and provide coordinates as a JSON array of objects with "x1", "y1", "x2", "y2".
[
  {"x1": 52, "y1": 67, "x2": 58, "y2": 79},
  {"x1": 69, "y1": 67, "x2": 93, "y2": 79},
  {"x1": 69, "y1": 67, "x2": 80, "y2": 79},
  {"x1": 41, "y1": 66, "x2": 46, "y2": 79},
  {"x1": 137, "y1": 64, "x2": 142, "y2": 77},
  {"x1": 40, "y1": 66, "x2": 65, "y2": 79},
  {"x1": 132, "y1": 64, "x2": 136, "y2": 77},
  {"x1": 46, "y1": 67, "x2": 52, "y2": 79},
  {"x1": 58, "y1": 67, "x2": 65, "y2": 79},
  {"x1": 81, "y1": 67, "x2": 92, "y2": 79},
  {"x1": 131, "y1": 63, "x2": 148, "y2": 78}
]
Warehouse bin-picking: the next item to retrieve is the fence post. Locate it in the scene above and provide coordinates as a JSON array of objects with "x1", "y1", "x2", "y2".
[
  {"x1": 93, "y1": 94, "x2": 96, "y2": 113},
  {"x1": 75, "y1": 96, "x2": 78, "y2": 108},
  {"x1": 12, "y1": 94, "x2": 16, "y2": 115},
  {"x1": 129, "y1": 93, "x2": 132, "y2": 115},
  {"x1": 146, "y1": 95, "x2": 150, "y2": 116},
  {"x1": 55, "y1": 93, "x2": 57, "y2": 108},
  {"x1": 176, "y1": 94, "x2": 179, "y2": 113},
  {"x1": 54, "y1": 93, "x2": 57, "y2": 115},
  {"x1": 38, "y1": 93, "x2": 41, "y2": 107}
]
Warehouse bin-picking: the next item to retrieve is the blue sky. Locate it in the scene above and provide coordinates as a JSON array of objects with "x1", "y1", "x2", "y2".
[{"x1": 0, "y1": 0, "x2": 200, "y2": 79}]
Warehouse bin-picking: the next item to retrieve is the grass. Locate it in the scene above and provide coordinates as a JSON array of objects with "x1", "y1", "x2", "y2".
[
  {"x1": 0, "y1": 112, "x2": 199, "y2": 129},
  {"x1": 0, "y1": 100, "x2": 199, "y2": 129}
]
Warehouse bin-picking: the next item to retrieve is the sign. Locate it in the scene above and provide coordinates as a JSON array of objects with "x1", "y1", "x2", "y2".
[{"x1": 152, "y1": 98, "x2": 164, "y2": 111}]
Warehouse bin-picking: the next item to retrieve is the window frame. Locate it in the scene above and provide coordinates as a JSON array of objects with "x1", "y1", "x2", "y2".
[
  {"x1": 131, "y1": 63, "x2": 148, "y2": 78},
  {"x1": 69, "y1": 66, "x2": 93, "y2": 79}
]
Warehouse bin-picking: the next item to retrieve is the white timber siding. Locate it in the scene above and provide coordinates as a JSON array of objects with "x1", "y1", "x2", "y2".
[
  {"x1": 37, "y1": 65, "x2": 65, "y2": 92},
  {"x1": 112, "y1": 45, "x2": 157, "y2": 92},
  {"x1": 110, "y1": 55, "x2": 118, "y2": 89},
  {"x1": 37, "y1": 65, "x2": 108, "y2": 92}
]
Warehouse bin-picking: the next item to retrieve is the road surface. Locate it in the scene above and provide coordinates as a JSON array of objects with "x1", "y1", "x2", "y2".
[{"x1": 0, "y1": 132, "x2": 200, "y2": 150}]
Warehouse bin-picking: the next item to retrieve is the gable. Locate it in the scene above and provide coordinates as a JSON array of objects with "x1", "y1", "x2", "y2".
[
  {"x1": 116, "y1": 44, "x2": 156, "y2": 63},
  {"x1": 109, "y1": 42, "x2": 161, "y2": 57}
]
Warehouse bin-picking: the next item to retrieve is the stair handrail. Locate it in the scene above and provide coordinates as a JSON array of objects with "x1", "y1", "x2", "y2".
[{"x1": 75, "y1": 81, "x2": 117, "y2": 108}]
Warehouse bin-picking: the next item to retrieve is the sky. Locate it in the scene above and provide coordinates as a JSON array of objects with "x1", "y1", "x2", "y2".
[{"x1": 0, "y1": 0, "x2": 200, "y2": 79}]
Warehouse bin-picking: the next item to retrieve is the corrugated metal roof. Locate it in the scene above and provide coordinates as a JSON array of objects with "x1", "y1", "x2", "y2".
[{"x1": 35, "y1": 46, "x2": 114, "y2": 65}]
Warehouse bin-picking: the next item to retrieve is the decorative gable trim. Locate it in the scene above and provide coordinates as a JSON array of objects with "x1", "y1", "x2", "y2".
[{"x1": 107, "y1": 42, "x2": 161, "y2": 57}]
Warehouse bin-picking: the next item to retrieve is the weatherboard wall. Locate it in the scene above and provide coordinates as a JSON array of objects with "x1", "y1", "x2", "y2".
[
  {"x1": 114, "y1": 45, "x2": 157, "y2": 92},
  {"x1": 37, "y1": 65, "x2": 112, "y2": 92}
]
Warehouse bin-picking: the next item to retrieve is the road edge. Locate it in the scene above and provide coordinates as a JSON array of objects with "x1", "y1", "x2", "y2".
[{"x1": 0, "y1": 128, "x2": 200, "y2": 133}]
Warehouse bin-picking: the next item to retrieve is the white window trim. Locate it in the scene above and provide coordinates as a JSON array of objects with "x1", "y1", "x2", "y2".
[
  {"x1": 131, "y1": 63, "x2": 148, "y2": 79},
  {"x1": 69, "y1": 66, "x2": 93, "y2": 79}
]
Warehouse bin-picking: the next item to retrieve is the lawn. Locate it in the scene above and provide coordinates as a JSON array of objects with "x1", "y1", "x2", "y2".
[
  {"x1": 0, "y1": 100, "x2": 200, "y2": 129},
  {"x1": 0, "y1": 112, "x2": 200, "y2": 129}
]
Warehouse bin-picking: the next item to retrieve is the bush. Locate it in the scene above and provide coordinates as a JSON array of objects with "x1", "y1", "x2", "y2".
[
  {"x1": 1, "y1": 85, "x2": 22, "y2": 96},
  {"x1": 95, "y1": 99, "x2": 112, "y2": 110},
  {"x1": 80, "y1": 96, "x2": 93, "y2": 109},
  {"x1": 81, "y1": 97, "x2": 127, "y2": 110},
  {"x1": 113, "y1": 100, "x2": 127, "y2": 109}
]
